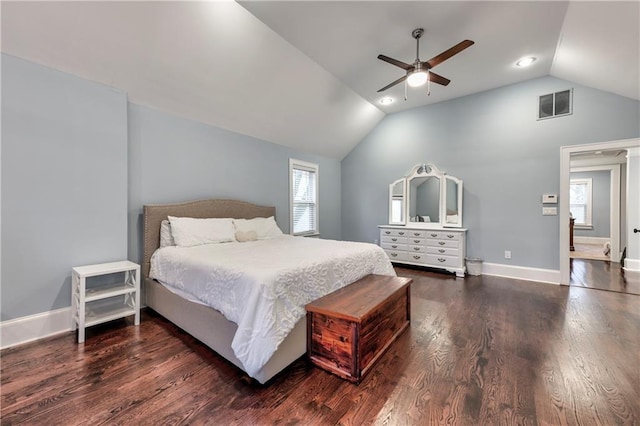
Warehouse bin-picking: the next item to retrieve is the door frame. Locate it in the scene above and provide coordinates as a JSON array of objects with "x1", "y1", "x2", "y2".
[
  {"x1": 559, "y1": 138, "x2": 640, "y2": 285},
  {"x1": 569, "y1": 164, "x2": 620, "y2": 263}
]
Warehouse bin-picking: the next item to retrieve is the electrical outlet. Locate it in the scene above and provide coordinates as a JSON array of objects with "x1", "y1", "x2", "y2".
[
  {"x1": 374, "y1": 239, "x2": 379, "y2": 245},
  {"x1": 505, "y1": 250, "x2": 511, "y2": 259}
]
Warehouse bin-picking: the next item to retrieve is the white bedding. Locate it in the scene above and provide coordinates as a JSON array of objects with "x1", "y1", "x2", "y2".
[{"x1": 149, "y1": 235, "x2": 395, "y2": 377}]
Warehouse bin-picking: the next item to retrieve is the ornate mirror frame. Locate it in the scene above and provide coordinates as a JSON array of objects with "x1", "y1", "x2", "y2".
[{"x1": 389, "y1": 163, "x2": 463, "y2": 228}]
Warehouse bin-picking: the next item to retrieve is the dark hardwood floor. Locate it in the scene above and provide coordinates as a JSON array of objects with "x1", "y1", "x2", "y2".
[
  {"x1": 570, "y1": 258, "x2": 640, "y2": 295},
  {"x1": 2, "y1": 267, "x2": 639, "y2": 425}
]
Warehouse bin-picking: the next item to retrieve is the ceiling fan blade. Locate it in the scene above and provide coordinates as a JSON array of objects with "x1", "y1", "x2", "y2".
[
  {"x1": 428, "y1": 71, "x2": 450, "y2": 86},
  {"x1": 424, "y1": 40, "x2": 475, "y2": 69},
  {"x1": 377, "y1": 75, "x2": 408, "y2": 92},
  {"x1": 378, "y1": 54, "x2": 412, "y2": 70}
]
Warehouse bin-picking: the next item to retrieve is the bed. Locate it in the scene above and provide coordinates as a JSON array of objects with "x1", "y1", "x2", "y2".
[{"x1": 143, "y1": 199, "x2": 395, "y2": 384}]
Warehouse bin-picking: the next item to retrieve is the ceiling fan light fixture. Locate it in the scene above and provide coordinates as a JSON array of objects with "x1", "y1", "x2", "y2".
[
  {"x1": 407, "y1": 70, "x2": 428, "y2": 87},
  {"x1": 516, "y1": 56, "x2": 536, "y2": 67}
]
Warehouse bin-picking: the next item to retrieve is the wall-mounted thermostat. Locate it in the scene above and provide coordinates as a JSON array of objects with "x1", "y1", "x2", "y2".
[{"x1": 542, "y1": 194, "x2": 558, "y2": 203}]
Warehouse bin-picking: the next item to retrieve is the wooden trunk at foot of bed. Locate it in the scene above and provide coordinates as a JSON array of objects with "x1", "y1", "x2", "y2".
[{"x1": 306, "y1": 274, "x2": 412, "y2": 383}]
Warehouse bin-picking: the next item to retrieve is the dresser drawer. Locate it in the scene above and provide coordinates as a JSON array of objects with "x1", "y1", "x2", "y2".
[
  {"x1": 407, "y1": 237, "x2": 425, "y2": 245},
  {"x1": 426, "y1": 246, "x2": 459, "y2": 257},
  {"x1": 381, "y1": 242, "x2": 408, "y2": 251},
  {"x1": 408, "y1": 245, "x2": 426, "y2": 253},
  {"x1": 406, "y1": 253, "x2": 427, "y2": 263},
  {"x1": 425, "y1": 239, "x2": 458, "y2": 249},
  {"x1": 426, "y1": 255, "x2": 460, "y2": 267},
  {"x1": 406, "y1": 230, "x2": 426, "y2": 238},
  {"x1": 380, "y1": 229, "x2": 409, "y2": 237},
  {"x1": 384, "y1": 250, "x2": 407, "y2": 261},
  {"x1": 381, "y1": 235, "x2": 407, "y2": 244},
  {"x1": 425, "y1": 231, "x2": 460, "y2": 241}
]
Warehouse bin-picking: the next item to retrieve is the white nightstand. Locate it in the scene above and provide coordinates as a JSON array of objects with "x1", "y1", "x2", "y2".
[{"x1": 71, "y1": 260, "x2": 140, "y2": 343}]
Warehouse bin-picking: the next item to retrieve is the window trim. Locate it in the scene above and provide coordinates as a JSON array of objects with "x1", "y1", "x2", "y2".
[
  {"x1": 289, "y1": 158, "x2": 319, "y2": 236},
  {"x1": 570, "y1": 177, "x2": 593, "y2": 229}
]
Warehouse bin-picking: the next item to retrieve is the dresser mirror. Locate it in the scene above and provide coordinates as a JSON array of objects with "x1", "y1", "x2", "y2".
[
  {"x1": 388, "y1": 178, "x2": 406, "y2": 225},
  {"x1": 444, "y1": 175, "x2": 463, "y2": 227},
  {"x1": 409, "y1": 175, "x2": 440, "y2": 224},
  {"x1": 388, "y1": 163, "x2": 463, "y2": 228}
]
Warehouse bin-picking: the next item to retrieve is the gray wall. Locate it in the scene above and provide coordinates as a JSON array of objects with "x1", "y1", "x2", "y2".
[
  {"x1": 1, "y1": 55, "x2": 341, "y2": 322},
  {"x1": 570, "y1": 170, "x2": 611, "y2": 238},
  {"x1": 1, "y1": 54, "x2": 128, "y2": 319},
  {"x1": 342, "y1": 76, "x2": 640, "y2": 270},
  {"x1": 127, "y1": 103, "x2": 342, "y2": 265}
]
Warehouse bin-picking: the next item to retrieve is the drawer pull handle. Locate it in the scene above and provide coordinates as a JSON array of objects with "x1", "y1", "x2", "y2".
[
  {"x1": 385, "y1": 231, "x2": 391, "y2": 235},
  {"x1": 414, "y1": 232, "x2": 420, "y2": 236},
  {"x1": 447, "y1": 234, "x2": 454, "y2": 238},
  {"x1": 438, "y1": 249, "x2": 445, "y2": 253},
  {"x1": 390, "y1": 253, "x2": 398, "y2": 257},
  {"x1": 413, "y1": 255, "x2": 421, "y2": 260},
  {"x1": 438, "y1": 258, "x2": 446, "y2": 262},
  {"x1": 431, "y1": 233, "x2": 438, "y2": 237},
  {"x1": 391, "y1": 238, "x2": 398, "y2": 242},
  {"x1": 413, "y1": 247, "x2": 420, "y2": 251},
  {"x1": 391, "y1": 245, "x2": 398, "y2": 248},
  {"x1": 399, "y1": 232, "x2": 405, "y2": 235},
  {"x1": 438, "y1": 241, "x2": 446, "y2": 245},
  {"x1": 413, "y1": 240, "x2": 420, "y2": 243}
]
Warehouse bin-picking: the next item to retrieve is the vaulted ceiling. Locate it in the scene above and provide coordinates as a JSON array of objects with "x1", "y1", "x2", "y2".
[{"x1": 2, "y1": 1, "x2": 638, "y2": 159}]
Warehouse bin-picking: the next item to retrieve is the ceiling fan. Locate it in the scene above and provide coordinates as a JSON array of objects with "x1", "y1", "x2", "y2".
[{"x1": 377, "y1": 28, "x2": 474, "y2": 96}]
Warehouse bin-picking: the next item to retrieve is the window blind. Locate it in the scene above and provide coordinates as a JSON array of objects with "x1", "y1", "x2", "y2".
[{"x1": 291, "y1": 162, "x2": 318, "y2": 235}]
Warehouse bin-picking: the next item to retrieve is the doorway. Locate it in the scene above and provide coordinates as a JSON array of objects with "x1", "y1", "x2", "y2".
[{"x1": 560, "y1": 138, "x2": 640, "y2": 293}]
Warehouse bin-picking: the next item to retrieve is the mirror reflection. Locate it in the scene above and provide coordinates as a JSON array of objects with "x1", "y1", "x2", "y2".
[
  {"x1": 409, "y1": 176, "x2": 440, "y2": 223},
  {"x1": 445, "y1": 178, "x2": 459, "y2": 224},
  {"x1": 389, "y1": 179, "x2": 405, "y2": 224}
]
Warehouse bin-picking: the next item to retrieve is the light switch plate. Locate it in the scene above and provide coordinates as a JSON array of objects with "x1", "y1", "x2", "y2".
[
  {"x1": 542, "y1": 194, "x2": 558, "y2": 203},
  {"x1": 542, "y1": 207, "x2": 557, "y2": 215}
]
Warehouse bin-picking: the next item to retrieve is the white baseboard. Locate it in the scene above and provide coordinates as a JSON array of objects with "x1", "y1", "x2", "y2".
[
  {"x1": 623, "y1": 258, "x2": 640, "y2": 272},
  {"x1": 482, "y1": 262, "x2": 561, "y2": 285},
  {"x1": 573, "y1": 236, "x2": 610, "y2": 245},
  {"x1": 1, "y1": 307, "x2": 73, "y2": 349}
]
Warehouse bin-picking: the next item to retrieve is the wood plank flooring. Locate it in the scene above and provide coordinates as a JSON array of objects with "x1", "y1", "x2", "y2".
[
  {"x1": 2, "y1": 267, "x2": 639, "y2": 425},
  {"x1": 570, "y1": 258, "x2": 640, "y2": 295}
]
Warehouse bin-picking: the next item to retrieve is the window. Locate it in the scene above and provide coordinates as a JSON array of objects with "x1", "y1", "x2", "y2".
[
  {"x1": 570, "y1": 178, "x2": 592, "y2": 228},
  {"x1": 538, "y1": 89, "x2": 573, "y2": 120},
  {"x1": 289, "y1": 159, "x2": 318, "y2": 236}
]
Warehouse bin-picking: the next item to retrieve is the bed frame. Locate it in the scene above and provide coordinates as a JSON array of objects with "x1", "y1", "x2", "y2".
[{"x1": 142, "y1": 199, "x2": 306, "y2": 384}]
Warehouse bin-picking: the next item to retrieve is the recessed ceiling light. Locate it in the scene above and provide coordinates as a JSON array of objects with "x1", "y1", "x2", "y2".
[
  {"x1": 516, "y1": 56, "x2": 536, "y2": 67},
  {"x1": 380, "y1": 97, "x2": 394, "y2": 105}
]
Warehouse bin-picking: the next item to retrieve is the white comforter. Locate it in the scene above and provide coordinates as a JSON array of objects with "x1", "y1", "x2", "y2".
[{"x1": 149, "y1": 235, "x2": 395, "y2": 377}]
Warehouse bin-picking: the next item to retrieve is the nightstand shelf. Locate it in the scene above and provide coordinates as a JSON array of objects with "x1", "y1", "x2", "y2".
[
  {"x1": 72, "y1": 260, "x2": 140, "y2": 343},
  {"x1": 85, "y1": 284, "x2": 136, "y2": 302},
  {"x1": 85, "y1": 304, "x2": 137, "y2": 327}
]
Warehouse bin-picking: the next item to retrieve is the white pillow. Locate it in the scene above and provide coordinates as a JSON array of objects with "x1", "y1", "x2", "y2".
[
  {"x1": 168, "y1": 216, "x2": 236, "y2": 247},
  {"x1": 160, "y1": 220, "x2": 175, "y2": 247},
  {"x1": 233, "y1": 216, "x2": 283, "y2": 240}
]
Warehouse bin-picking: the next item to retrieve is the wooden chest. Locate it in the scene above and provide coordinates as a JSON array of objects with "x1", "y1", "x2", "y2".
[{"x1": 305, "y1": 274, "x2": 412, "y2": 383}]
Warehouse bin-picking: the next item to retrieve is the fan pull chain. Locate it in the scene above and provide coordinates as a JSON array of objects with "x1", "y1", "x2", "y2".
[
  {"x1": 427, "y1": 72, "x2": 431, "y2": 96},
  {"x1": 404, "y1": 79, "x2": 408, "y2": 101}
]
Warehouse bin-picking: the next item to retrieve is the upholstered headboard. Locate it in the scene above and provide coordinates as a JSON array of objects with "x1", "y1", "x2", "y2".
[{"x1": 142, "y1": 199, "x2": 276, "y2": 278}]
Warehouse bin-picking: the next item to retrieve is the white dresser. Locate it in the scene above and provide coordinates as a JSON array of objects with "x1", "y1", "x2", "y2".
[{"x1": 379, "y1": 225, "x2": 467, "y2": 277}]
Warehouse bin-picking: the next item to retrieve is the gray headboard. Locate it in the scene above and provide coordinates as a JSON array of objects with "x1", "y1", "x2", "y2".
[{"x1": 142, "y1": 199, "x2": 276, "y2": 278}]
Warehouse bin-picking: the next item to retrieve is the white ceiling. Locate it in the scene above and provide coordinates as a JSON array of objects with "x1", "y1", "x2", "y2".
[{"x1": 2, "y1": 1, "x2": 639, "y2": 160}]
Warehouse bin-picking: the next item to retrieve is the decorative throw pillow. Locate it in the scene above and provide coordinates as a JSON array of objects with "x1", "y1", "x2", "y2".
[
  {"x1": 168, "y1": 216, "x2": 236, "y2": 247},
  {"x1": 233, "y1": 216, "x2": 284, "y2": 240},
  {"x1": 235, "y1": 230, "x2": 258, "y2": 242},
  {"x1": 160, "y1": 219, "x2": 175, "y2": 247}
]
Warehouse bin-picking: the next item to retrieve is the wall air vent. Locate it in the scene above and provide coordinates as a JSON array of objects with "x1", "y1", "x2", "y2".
[{"x1": 538, "y1": 89, "x2": 573, "y2": 120}]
